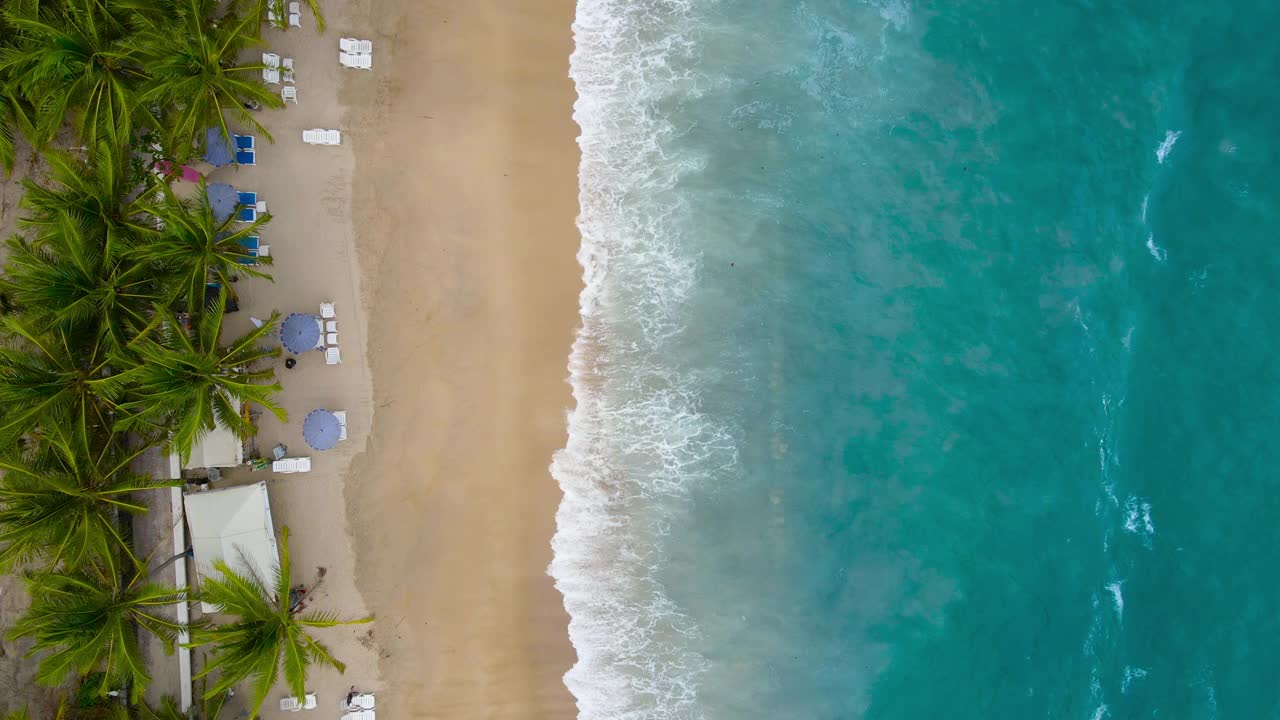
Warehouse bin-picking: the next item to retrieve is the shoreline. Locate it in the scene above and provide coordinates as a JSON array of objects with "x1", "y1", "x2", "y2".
[{"x1": 341, "y1": 0, "x2": 581, "y2": 717}]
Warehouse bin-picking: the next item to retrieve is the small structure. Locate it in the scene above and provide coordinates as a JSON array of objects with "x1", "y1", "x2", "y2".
[
  {"x1": 167, "y1": 409, "x2": 244, "y2": 479},
  {"x1": 184, "y1": 481, "x2": 279, "y2": 614}
]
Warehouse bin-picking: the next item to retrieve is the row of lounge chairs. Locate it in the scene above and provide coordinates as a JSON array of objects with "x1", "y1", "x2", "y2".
[
  {"x1": 233, "y1": 134, "x2": 256, "y2": 166},
  {"x1": 267, "y1": 1, "x2": 303, "y2": 27}
]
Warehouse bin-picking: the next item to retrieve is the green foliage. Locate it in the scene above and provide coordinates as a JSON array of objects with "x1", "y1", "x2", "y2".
[
  {"x1": 0, "y1": 0, "x2": 370, "y2": 709},
  {"x1": 9, "y1": 563, "x2": 187, "y2": 703},
  {"x1": 131, "y1": 178, "x2": 273, "y2": 313},
  {"x1": 189, "y1": 527, "x2": 371, "y2": 719},
  {"x1": 112, "y1": 292, "x2": 285, "y2": 465},
  {"x1": 0, "y1": 423, "x2": 178, "y2": 573}
]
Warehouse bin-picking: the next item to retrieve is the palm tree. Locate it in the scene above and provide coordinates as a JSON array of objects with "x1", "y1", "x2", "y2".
[
  {"x1": 0, "y1": 317, "x2": 123, "y2": 449},
  {"x1": 111, "y1": 293, "x2": 284, "y2": 464},
  {"x1": 4, "y1": 146, "x2": 165, "y2": 350},
  {"x1": 125, "y1": 0, "x2": 283, "y2": 157},
  {"x1": 189, "y1": 527, "x2": 370, "y2": 718},
  {"x1": 0, "y1": 84, "x2": 34, "y2": 177},
  {"x1": 132, "y1": 177, "x2": 272, "y2": 313},
  {"x1": 0, "y1": 423, "x2": 177, "y2": 573},
  {"x1": 8, "y1": 563, "x2": 187, "y2": 703},
  {"x1": 0, "y1": 0, "x2": 148, "y2": 148}
]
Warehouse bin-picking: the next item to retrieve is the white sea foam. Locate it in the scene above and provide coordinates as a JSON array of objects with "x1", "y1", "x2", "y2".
[
  {"x1": 1090, "y1": 704, "x2": 1109, "y2": 720},
  {"x1": 1145, "y1": 232, "x2": 1167, "y2": 262},
  {"x1": 1106, "y1": 580, "x2": 1124, "y2": 621},
  {"x1": 552, "y1": 2, "x2": 731, "y2": 718},
  {"x1": 1139, "y1": 194, "x2": 1148, "y2": 223},
  {"x1": 1155, "y1": 130, "x2": 1182, "y2": 164},
  {"x1": 1123, "y1": 495, "x2": 1155, "y2": 551},
  {"x1": 1121, "y1": 665, "x2": 1148, "y2": 694}
]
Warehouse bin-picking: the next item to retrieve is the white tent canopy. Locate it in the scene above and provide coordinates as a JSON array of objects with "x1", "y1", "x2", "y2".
[
  {"x1": 168, "y1": 414, "x2": 244, "y2": 477},
  {"x1": 184, "y1": 482, "x2": 279, "y2": 613}
]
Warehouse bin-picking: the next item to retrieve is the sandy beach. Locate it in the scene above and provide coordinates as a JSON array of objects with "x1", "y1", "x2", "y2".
[
  {"x1": 0, "y1": 0, "x2": 582, "y2": 715},
  {"x1": 337, "y1": 0, "x2": 582, "y2": 716}
]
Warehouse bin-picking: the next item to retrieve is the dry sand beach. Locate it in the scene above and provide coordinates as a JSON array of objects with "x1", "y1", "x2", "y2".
[{"x1": 338, "y1": 0, "x2": 582, "y2": 717}]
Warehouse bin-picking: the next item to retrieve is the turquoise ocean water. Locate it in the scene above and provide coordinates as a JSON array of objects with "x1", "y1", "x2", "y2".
[{"x1": 551, "y1": 2, "x2": 1280, "y2": 718}]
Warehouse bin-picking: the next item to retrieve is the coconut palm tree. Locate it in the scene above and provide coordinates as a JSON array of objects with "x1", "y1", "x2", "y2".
[
  {"x1": 0, "y1": 0, "x2": 149, "y2": 149},
  {"x1": 4, "y1": 145, "x2": 165, "y2": 350},
  {"x1": 131, "y1": 177, "x2": 272, "y2": 314},
  {"x1": 125, "y1": 0, "x2": 283, "y2": 157},
  {"x1": 189, "y1": 527, "x2": 370, "y2": 718},
  {"x1": 111, "y1": 292, "x2": 284, "y2": 464},
  {"x1": 0, "y1": 317, "x2": 123, "y2": 449},
  {"x1": 8, "y1": 562, "x2": 187, "y2": 702},
  {"x1": 0, "y1": 84, "x2": 34, "y2": 177},
  {"x1": 0, "y1": 422, "x2": 176, "y2": 573}
]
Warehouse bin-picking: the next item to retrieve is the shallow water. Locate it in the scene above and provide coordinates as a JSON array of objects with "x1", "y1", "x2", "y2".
[{"x1": 552, "y1": 2, "x2": 1280, "y2": 718}]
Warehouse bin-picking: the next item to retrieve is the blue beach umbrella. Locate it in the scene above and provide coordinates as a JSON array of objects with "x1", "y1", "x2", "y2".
[
  {"x1": 303, "y1": 409, "x2": 341, "y2": 451},
  {"x1": 203, "y1": 127, "x2": 233, "y2": 167},
  {"x1": 206, "y1": 183, "x2": 239, "y2": 224},
  {"x1": 280, "y1": 313, "x2": 321, "y2": 354}
]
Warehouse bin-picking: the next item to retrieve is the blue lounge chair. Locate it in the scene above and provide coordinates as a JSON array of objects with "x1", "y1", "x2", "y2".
[
  {"x1": 235, "y1": 150, "x2": 255, "y2": 166},
  {"x1": 237, "y1": 236, "x2": 260, "y2": 265},
  {"x1": 234, "y1": 135, "x2": 255, "y2": 150},
  {"x1": 238, "y1": 191, "x2": 257, "y2": 206},
  {"x1": 237, "y1": 207, "x2": 257, "y2": 222}
]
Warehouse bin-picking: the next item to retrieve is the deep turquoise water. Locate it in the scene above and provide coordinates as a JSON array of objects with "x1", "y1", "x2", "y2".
[{"x1": 551, "y1": 2, "x2": 1280, "y2": 718}]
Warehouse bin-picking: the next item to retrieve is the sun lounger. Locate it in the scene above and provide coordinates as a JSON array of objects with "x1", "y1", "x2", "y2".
[
  {"x1": 238, "y1": 191, "x2": 257, "y2": 206},
  {"x1": 282, "y1": 86, "x2": 297, "y2": 103},
  {"x1": 256, "y1": 201, "x2": 268, "y2": 215},
  {"x1": 288, "y1": 2, "x2": 301, "y2": 27},
  {"x1": 358, "y1": 711, "x2": 374, "y2": 720},
  {"x1": 356, "y1": 693, "x2": 374, "y2": 709},
  {"x1": 262, "y1": 52, "x2": 281, "y2": 68},
  {"x1": 234, "y1": 135, "x2": 255, "y2": 151},
  {"x1": 258, "y1": 244, "x2": 270, "y2": 257},
  {"x1": 326, "y1": 332, "x2": 338, "y2": 346},
  {"x1": 272, "y1": 457, "x2": 311, "y2": 473},
  {"x1": 343, "y1": 53, "x2": 372, "y2": 70},
  {"x1": 325, "y1": 347, "x2": 342, "y2": 365},
  {"x1": 333, "y1": 410, "x2": 348, "y2": 441},
  {"x1": 314, "y1": 317, "x2": 325, "y2": 348},
  {"x1": 278, "y1": 692, "x2": 316, "y2": 712},
  {"x1": 237, "y1": 206, "x2": 256, "y2": 222},
  {"x1": 302, "y1": 129, "x2": 340, "y2": 146},
  {"x1": 262, "y1": 67, "x2": 280, "y2": 84},
  {"x1": 267, "y1": 4, "x2": 280, "y2": 24},
  {"x1": 339, "y1": 51, "x2": 357, "y2": 67},
  {"x1": 325, "y1": 320, "x2": 337, "y2": 332},
  {"x1": 282, "y1": 57, "x2": 295, "y2": 83},
  {"x1": 235, "y1": 150, "x2": 255, "y2": 166},
  {"x1": 320, "y1": 302, "x2": 336, "y2": 318},
  {"x1": 355, "y1": 39, "x2": 373, "y2": 54},
  {"x1": 339, "y1": 37, "x2": 373, "y2": 54}
]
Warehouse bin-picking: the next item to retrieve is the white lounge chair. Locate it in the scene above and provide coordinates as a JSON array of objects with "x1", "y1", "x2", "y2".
[
  {"x1": 282, "y1": 85, "x2": 297, "y2": 103},
  {"x1": 279, "y1": 693, "x2": 317, "y2": 712},
  {"x1": 339, "y1": 51, "x2": 356, "y2": 67},
  {"x1": 272, "y1": 457, "x2": 312, "y2": 474},
  {"x1": 351, "y1": 54, "x2": 372, "y2": 70},
  {"x1": 356, "y1": 694, "x2": 374, "y2": 709},
  {"x1": 262, "y1": 52, "x2": 281, "y2": 68},
  {"x1": 256, "y1": 200, "x2": 268, "y2": 215},
  {"x1": 314, "y1": 317, "x2": 325, "y2": 348},
  {"x1": 355, "y1": 39, "x2": 373, "y2": 54},
  {"x1": 262, "y1": 67, "x2": 280, "y2": 84},
  {"x1": 324, "y1": 129, "x2": 341, "y2": 145},
  {"x1": 325, "y1": 320, "x2": 337, "y2": 332},
  {"x1": 258, "y1": 244, "x2": 271, "y2": 257},
  {"x1": 358, "y1": 710, "x2": 374, "y2": 720},
  {"x1": 333, "y1": 410, "x2": 348, "y2": 441},
  {"x1": 267, "y1": 4, "x2": 281, "y2": 25},
  {"x1": 339, "y1": 37, "x2": 358, "y2": 53},
  {"x1": 282, "y1": 57, "x2": 295, "y2": 83},
  {"x1": 320, "y1": 302, "x2": 336, "y2": 318},
  {"x1": 288, "y1": 1, "x2": 301, "y2": 27},
  {"x1": 326, "y1": 332, "x2": 339, "y2": 346},
  {"x1": 325, "y1": 347, "x2": 342, "y2": 365}
]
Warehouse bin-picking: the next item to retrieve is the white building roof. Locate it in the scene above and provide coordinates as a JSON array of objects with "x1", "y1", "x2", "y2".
[{"x1": 183, "y1": 482, "x2": 279, "y2": 614}]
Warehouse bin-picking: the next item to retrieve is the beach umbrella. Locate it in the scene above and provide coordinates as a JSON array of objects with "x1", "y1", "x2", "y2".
[
  {"x1": 206, "y1": 183, "x2": 239, "y2": 224},
  {"x1": 203, "y1": 127, "x2": 233, "y2": 167},
  {"x1": 302, "y1": 409, "x2": 341, "y2": 451},
  {"x1": 280, "y1": 313, "x2": 321, "y2": 354}
]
